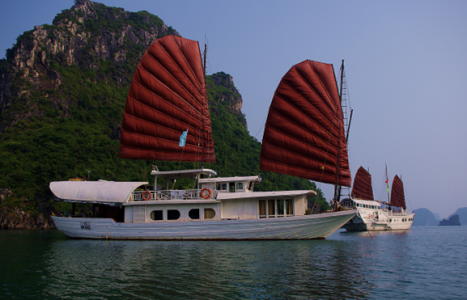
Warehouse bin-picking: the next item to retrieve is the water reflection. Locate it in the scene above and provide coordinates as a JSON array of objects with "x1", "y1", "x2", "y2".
[
  {"x1": 2, "y1": 228, "x2": 466, "y2": 299},
  {"x1": 40, "y1": 238, "x2": 375, "y2": 299}
]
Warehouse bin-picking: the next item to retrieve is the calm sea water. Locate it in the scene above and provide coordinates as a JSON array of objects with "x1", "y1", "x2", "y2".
[{"x1": 1, "y1": 226, "x2": 466, "y2": 299}]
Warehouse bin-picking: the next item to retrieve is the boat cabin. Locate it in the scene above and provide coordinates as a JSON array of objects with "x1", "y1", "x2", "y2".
[
  {"x1": 50, "y1": 169, "x2": 316, "y2": 224},
  {"x1": 341, "y1": 199, "x2": 383, "y2": 210}
]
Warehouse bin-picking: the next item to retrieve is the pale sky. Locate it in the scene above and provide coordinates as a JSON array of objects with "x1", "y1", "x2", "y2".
[{"x1": 1, "y1": 0, "x2": 466, "y2": 218}]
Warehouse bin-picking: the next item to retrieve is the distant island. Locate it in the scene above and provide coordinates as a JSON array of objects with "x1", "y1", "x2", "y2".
[
  {"x1": 413, "y1": 207, "x2": 467, "y2": 226},
  {"x1": 439, "y1": 215, "x2": 461, "y2": 226},
  {"x1": 449, "y1": 207, "x2": 467, "y2": 225},
  {"x1": 413, "y1": 208, "x2": 439, "y2": 226}
]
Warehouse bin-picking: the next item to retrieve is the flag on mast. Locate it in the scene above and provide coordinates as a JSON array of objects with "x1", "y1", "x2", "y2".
[{"x1": 179, "y1": 130, "x2": 188, "y2": 147}]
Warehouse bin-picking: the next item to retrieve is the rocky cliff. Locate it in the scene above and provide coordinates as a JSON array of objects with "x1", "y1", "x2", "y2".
[
  {"x1": 207, "y1": 72, "x2": 247, "y2": 129},
  {"x1": 449, "y1": 207, "x2": 467, "y2": 225},
  {"x1": 0, "y1": 0, "x2": 177, "y2": 131},
  {"x1": 439, "y1": 214, "x2": 461, "y2": 226}
]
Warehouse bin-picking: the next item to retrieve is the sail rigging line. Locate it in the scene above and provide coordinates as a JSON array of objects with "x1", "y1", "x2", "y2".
[
  {"x1": 334, "y1": 60, "x2": 345, "y2": 204},
  {"x1": 254, "y1": 114, "x2": 268, "y2": 140},
  {"x1": 385, "y1": 163, "x2": 390, "y2": 204},
  {"x1": 200, "y1": 40, "x2": 215, "y2": 165},
  {"x1": 337, "y1": 64, "x2": 353, "y2": 144},
  {"x1": 316, "y1": 64, "x2": 340, "y2": 189}
]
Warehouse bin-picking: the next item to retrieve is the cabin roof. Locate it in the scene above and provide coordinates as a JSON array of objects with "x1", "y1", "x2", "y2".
[
  {"x1": 50, "y1": 180, "x2": 148, "y2": 204},
  {"x1": 150, "y1": 168, "x2": 217, "y2": 179},
  {"x1": 217, "y1": 190, "x2": 316, "y2": 200},
  {"x1": 352, "y1": 199, "x2": 382, "y2": 207},
  {"x1": 199, "y1": 175, "x2": 261, "y2": 184}
]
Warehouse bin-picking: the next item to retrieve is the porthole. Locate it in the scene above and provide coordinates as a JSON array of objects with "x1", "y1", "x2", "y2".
[
  {"x1": 204, "y1": 208, "x2": 215, "y2": 219},
  {"x1": 167, "y1": 210, "x2": 180, "y2": 220},
  {"x1": 150, "y1": 210, "x2": 163, "y2": 221},
  {"x1": 189, "y1": 209, "x2": 200, "y2": 220}
]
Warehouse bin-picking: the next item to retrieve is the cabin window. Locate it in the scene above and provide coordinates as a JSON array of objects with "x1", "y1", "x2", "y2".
[
  {"x1": 229, "y1": 183, "x2": 236, "y2": 192},
  {"x1": 261, "y1": 199, "x2": 293, "y2": 218},
  {"x1": 286, "y1": 199, "x2": 293, "y2": 216},
  {"x1": 259, "y1": 200, "x2": 267, "y2": 218},
  {"x1": 236, "y1": 182, "x2": 244, "y2": 191},
  {"x1": 277, "y1": 200, "x2": 284, "y2": 217},
  {"x1": 268, "y1": 200, "x2": 275, "y2": 217},
  {"x1": 189, "y1": 209, "x2": 200, "y2": 220},
  {"x1": 218, "y1": 183, "x2": 227, "y2": 191},
  {"x1": 204, "y1": 208, "x2": 215, "y2": 219},
  {"x1": 150, "y1": 210, "x2": 163, "y2": 221},
  {"x1": 167, "y1": 210, "x2": 180, "y2": 220}
]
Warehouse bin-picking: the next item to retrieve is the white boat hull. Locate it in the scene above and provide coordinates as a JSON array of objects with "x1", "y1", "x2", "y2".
[
  {"x1": 343, "y1": 213, "x2": 415, "y2": 232},
  {"x1": 52, "y1": 210, "x2": 356, "y2": 240}
]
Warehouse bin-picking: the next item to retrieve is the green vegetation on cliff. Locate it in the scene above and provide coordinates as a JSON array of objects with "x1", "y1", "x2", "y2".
[{"x1": 0, "y1": 0, "x2": 327, "y2": 219}]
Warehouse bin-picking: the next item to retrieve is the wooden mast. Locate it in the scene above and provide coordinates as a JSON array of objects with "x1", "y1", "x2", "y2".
[
  {"x1": 333, "y1": 59, "x2": 345, "y2": 208},
  {"x1": 386, "y1": 164, "x2": 390, "y2": 204},
  {"x1": 201, "y1": 43, "x2": 208, "y2": 167}
]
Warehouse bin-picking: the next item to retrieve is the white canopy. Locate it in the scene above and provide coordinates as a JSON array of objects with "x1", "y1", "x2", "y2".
[
  {"x1": 352, "y1": 199, "x2": 383, "y2": 207},
  {"x1": 217, "y1": 190, "x2": 316, "y2": 200},
  {"x1": 50, "y1": 180, "x2": 148, "y2": 204},
  {"x1": 150, "y1": 168, "x2": 217, "y2": 179},
  {"x1": 199, "y1": 175, "x2": 261, "y2": 184}
]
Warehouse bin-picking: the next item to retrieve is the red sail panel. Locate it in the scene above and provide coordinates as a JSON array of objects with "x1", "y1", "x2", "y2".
[
  {"x1": 260, "y1": 60, "x2": 351, "y2": 186},
  {"x1": 119, "y1": 35, "x2": 215, "y2": 162},
  {"x1": 351, "y1": 167, "x2": 374, "y2": 200},
  {"x1": 390, "y1": 175, "x2": 406, "y2": 209}
]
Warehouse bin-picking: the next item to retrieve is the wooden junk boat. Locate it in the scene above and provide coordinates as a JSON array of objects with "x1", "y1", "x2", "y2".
[
  {"x1": 341, "y1": 166, "x2": 415, "y2": 231},
  {"x1": 50, "y1": 35, "x2": 356, "y2": 240}
]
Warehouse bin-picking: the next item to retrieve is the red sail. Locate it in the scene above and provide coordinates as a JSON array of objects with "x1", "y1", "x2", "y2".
[
  {"x1": 119, "y1": 35, "x2": 215, "y2": 162},
  {"x1": 351, "y1": 167, "x2": 374, "y2": 200},
  {"x1": 260, "y1": 60, "x2": 351, "y2": 186},
  {"x1": 390, "y1": 175, "x2": 406, "y2": 209}
]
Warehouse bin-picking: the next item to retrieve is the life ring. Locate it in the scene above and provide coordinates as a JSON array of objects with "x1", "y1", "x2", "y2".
[
  {"x1": 370, "y1": 213, "x2": 375, "y2": 219},
  {"x1": 142, "y1": 191, "x2": 151, "y2": 201},
  {"x1": 201, "y1": 188, "x2": 212, "y2": 199}
]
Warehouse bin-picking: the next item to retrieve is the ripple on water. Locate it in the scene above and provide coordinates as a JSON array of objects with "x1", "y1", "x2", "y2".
[{"x1": 1, "y1": 227, "x2": 467, "y2": 299}]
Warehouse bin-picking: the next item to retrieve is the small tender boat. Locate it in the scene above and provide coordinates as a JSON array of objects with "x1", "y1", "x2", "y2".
[{"x1": 50, "y1": 35, "x2": 356, "y2": 240}]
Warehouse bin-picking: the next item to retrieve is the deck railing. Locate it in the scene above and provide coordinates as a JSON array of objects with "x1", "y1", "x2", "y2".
[{"x1": 133, "y1": 189, "x2": 213, "y2": 201}]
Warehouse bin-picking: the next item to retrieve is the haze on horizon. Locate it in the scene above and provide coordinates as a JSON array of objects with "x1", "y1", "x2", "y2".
[{"x1": 1, "y1": 0, "x2": 466, "y2": 218}]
